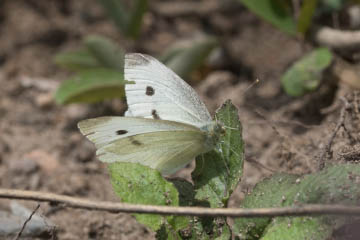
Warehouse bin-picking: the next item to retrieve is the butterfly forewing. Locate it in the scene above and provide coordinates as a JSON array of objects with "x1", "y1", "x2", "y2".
[
  {"x1": 78, "y1": 53, "x2": 221, "y2": 175},
  {"x1": 125, "y1": 53, "x2": 212, "y2": 127}
]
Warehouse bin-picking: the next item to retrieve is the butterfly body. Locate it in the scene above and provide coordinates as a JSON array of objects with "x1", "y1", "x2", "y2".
[
  {"x1": 78, "y1": 53, "x2": 224, "y2": 175},
  {"x1": 201, "y1": 121, "x2": 225, "y2": 150}
]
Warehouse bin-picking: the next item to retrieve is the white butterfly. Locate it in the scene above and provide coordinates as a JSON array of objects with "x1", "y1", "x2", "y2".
[{"x1": 78, "y1": 53, "x2": 225, "y2": 175}]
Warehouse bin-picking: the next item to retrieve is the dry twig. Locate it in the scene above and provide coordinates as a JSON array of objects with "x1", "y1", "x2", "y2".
[
  {"x1": 313, "y1": 26, "x2": 360, "y2": 51},
  {"x1": 0, "y1": 189, "x2": 360, "y2": 218},
  {"x1": 245, "y1": 155, "x2": 277, "y2": 173},
  {"x1": 354, "y1": 91, "x2": 360, "y2": 116},
  {"x1": 152, "y1": 0, "x2": 220, "y2": 17},
  {"x1": 318, "y1": 97, "x2": 351, "y2": 170}
]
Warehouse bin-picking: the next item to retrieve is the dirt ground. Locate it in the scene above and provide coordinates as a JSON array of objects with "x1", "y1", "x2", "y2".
[{"x1": 0, "y1": 0, "x2": 359, "y2": 239}]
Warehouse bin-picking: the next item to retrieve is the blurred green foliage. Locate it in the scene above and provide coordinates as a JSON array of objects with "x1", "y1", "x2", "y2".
[
  {"x1": 240, "y1": 0, "x2": 297, "y2": 35},
  {"x1": 160, "y1": 37, "x2": 218, "y2": 80},
  {"x1": 55, "y1": 35, "x2": 126, "y2": 104},
  {"x1": 238, "y1": 0, "x2": 355, "y2": 96},
  {"x1": 239, "y1": 0, "x2": 350, "y2": 35},
  {"x1": 97, "y1": 0, "x2": 148, "y2": 39},
  {"x1": 297, "y1": 0, "x2": 319, "y2": 34},
  {"x1": 281, "y1": 48, "x2": 333, "y2": 96}
]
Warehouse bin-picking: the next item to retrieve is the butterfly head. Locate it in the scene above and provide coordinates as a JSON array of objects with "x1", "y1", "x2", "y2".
[
  {"x1": 201, "y1": 121, "x2": 225, "y2": 150},
  {"x1": 214, "y1": 121, "x2": 226, "y2": 137}
]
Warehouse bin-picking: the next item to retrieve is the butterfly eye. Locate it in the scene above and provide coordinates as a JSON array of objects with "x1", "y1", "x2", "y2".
[{"x1": 220, "y1": 126, "x2": 226, "y2": 135}]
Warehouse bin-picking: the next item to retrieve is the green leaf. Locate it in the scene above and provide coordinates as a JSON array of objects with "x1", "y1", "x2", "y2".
[
  {"x1": 85, "y1": 35, "x2": 125, "y2": 71},
  {"x1": 169, "y1": 179, "x2": 195, "y2": 207},
  {"x1": 165, "y1": 180, "x2": 231, "y2": 239},
  {"x1": 233, "y1": 164, "x2": 360, "y2": 239},
  {"x1": 108, "y1": 162, "x2": 189, "y2": 232},
  {"x1": 158, "y1": 47, "x2": 184, "y2": 64},
  {"x1": 54, "y1": 49, "x2": 100, "y2": 71},
  {"x1": 189, "y1": 216, "x2": 232, "y2": 240},
  {"x1": 192, "y1": 100, "x2": 244, "y2": 208},
  {"x1": 55, "y1": 68, "x2": 126, "y2": 104},
  {"x1": 233, "y1": 174, "x2": 297, "y2": 239},
  {"x1": 54, "y1": 36, "x2": 124, "y2": 73},
  {"x1": 261, "y1": 217, "x2": 332, "y2": 240},
  {"x1": 156, "y1": 225, "x2": 183, "y2": 240},
  {"x1": 215, "y1": 223, "x2": 232, "y2": 240},
  {"x1": 97, "y1": 0, "x2": 128, "y2": 34},
  {"x1": 126, "y1": 0, "x2": 148, "y2": 38},
  {"x1": 297, "y1": 0, "x2": 319, "y2": 34},
  {"x1": 319, "y1": 0, "x2": 344, "y2": 12},
  {"x1": 281, "y1": 47, "x2": 333, "y2": 97},
  {"x1": 96, "y1": 0, "x2": 147, "y2": 38},
  {"x1": 240, "y1": 0, "x2": 297, "y2": 35},
  {"x1": 164, "y1": 37, "x2": 218, "y2": 80}
]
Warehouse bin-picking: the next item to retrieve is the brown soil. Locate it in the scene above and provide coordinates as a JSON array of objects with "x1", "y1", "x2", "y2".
[{"x1": 0, "y1": 0, "x2": 359, "y2": 239}]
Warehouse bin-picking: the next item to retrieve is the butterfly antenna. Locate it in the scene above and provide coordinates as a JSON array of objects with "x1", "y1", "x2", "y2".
[
  {"x1": 239, "y1": 78, "x2": 260, "y2": 96},
  {"x1": 246, "y1": 156, "x2": 277, "y2": 173},
  {"x1": 223, "y1": 125, "x2": 237, "y2": 130}
]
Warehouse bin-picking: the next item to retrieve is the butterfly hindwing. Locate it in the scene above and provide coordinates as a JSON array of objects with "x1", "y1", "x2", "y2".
[
  {"x1": 78, "y1": 117, "x2": 209, "y2": 175},
  {"x1": 124, "y1": 53, "x2": 212, "y2": 127}
]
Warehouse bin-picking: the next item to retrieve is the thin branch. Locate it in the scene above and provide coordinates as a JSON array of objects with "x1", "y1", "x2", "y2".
[
  {"x1": 13, "y1": 204, "x2": 40, "y2": 240},
  {"x1": 152, "y1": 1, "x2": 220, "y2": 17},
  {"x1": 318, "y1": 97, "x2": 350, "y2": 170},
  {"x1": 0, "y1": 189, "x2": 360, "y2": 218},
  {"x1": 291, "y1": 0, "x2": 301, "y2": 21},
  {"x1": 246, "y1": 156, "x2": 277, "y2": 173}
]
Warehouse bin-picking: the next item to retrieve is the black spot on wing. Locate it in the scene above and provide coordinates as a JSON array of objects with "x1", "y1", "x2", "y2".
[
  {"x1": 116, "y1": 130, "x2": 128, "y2": 135},
  {"x1": 146, "y1": 86, "x2": 155, "y2": 96},
  {"x1": 128, "y1": 136, "x2": 143, "y2": 146},
  {"x1": 151, "y1": 109, "x2": 160, "y2": 120},
  {"x1": 132, "y1": 140, "x2": 142, "y2": 146}
]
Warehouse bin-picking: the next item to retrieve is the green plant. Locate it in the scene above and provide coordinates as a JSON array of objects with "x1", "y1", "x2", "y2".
[
  {"x1": 97, "y1": 0, "x2": 148, "y2": 39},
  {"x1": 109, "y1": 100, "x2": 244, "y2": 239},
  {"x1": 233, "y1": 164, "x2": 360, "y2": 239},
  {"x1": 238, "y1": 0, "x2": 334, "y2": 36},
  {"x1": 55, "y1": 35, "x2": 127, "y2": 104},
  {"x1": 55, "y1": 0, "x2": 149, "y2": 103},
  {"x1": 160, "y1": 37, "x2": 218, "y2": 80},
  {"x1": 101, "y1": 100, "x2": 359, "y2": 239},
  {"x1": 239, "y1": 0, "x2": 297, "y2": 35},
  {"x1": 281, "y1": 47, "x2": 333, "y2": 97}
]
